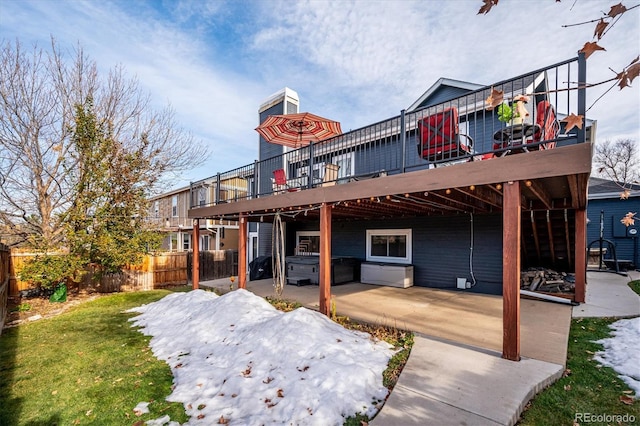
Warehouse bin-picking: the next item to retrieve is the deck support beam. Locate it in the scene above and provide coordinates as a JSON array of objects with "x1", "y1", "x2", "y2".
[
  {"x1": 503, "y1": 181, "x2": 521, "y2": 361},
  {"x1": 319, "y1": 203, "x2": 332, "y2": 316},
  {"x1": 192, "y1": 219, "x2": 200, "y2": 290},
  {"x1": 574, "y1": 208, "x2": 587, "y2": 303},
  {"x1": 238, "y1": 213, "x2": 247, "y2": 289}
]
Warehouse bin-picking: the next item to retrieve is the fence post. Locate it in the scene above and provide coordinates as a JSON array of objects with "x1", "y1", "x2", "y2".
[
  {"x1": 577, "y1": 52, "x2": 586, "y2": 144},
  {"x1": 308, "y1": 142, "x2": 314, "y2": 189},
  {"x1": 253, "y1": 160, "x2": 259, "y2": 198},
  {"x1": 400, "y1": 109, "x2": 406, "y2": 173},
  {"x1": 215, "y1": 173, "x2": 221, "y2": 204}
]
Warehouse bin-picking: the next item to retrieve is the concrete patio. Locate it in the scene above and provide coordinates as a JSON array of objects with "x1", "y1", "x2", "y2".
[
  {"x1": 201, "y1": 277, "x2": 572, "y2": 365},
  {"x1": 199, "y1": 270, "x2": 638, "y2": 425}
]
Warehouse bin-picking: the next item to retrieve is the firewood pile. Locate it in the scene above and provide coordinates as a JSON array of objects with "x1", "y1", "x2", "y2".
[{"x1": 520, "y1": 267, "x2": 575, "y2": 293}]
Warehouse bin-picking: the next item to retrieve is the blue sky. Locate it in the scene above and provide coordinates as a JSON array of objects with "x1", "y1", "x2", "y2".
[{"x1": 1, "y1": 0, "x2": 638, "y2": 190}]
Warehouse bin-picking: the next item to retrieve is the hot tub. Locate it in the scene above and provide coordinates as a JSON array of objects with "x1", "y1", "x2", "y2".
[{"x1": 285, "y1": 256, "x2": 359, "y2": 285}]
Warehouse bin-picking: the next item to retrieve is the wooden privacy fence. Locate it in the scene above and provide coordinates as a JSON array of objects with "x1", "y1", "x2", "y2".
[
  {"x1": 9, "y1": 250, "x2": 238, "y2": 296},
  {"x1": 9, "y1": 251, "x2": 188, "y2": 296},
  {"x1": 187, "y1": 250, "x2": 238, "y2": 282},
  {"x1": 0, "y1": 243, "x2": 10, "y2": 334}
]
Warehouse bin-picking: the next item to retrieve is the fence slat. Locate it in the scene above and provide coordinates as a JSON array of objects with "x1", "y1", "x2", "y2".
[{"x1": 7, "y1": 250, "x2": 237, "y2": 297}]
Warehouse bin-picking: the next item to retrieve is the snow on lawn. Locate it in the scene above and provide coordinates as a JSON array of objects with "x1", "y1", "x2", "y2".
[
  {"x1": 593, "y1": 317, "x2": 640, "y2": 398},
  {"x1": 127, "y1": 289, "x2": 395, "y2": 425}
]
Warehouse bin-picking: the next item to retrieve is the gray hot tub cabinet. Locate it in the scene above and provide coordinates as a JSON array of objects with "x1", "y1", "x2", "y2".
[
  {"x1": 360, "y1": 262, "x2": 414, "y2": 288},
  {"x1": 285, "y1": 256, "x2": 358, "y2": 285}
]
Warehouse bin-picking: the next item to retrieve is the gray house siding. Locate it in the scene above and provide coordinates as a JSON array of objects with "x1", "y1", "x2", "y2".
[
  {"x1": 587, "y1": 198, "x2": 640, "y2": 268},
  {"x1": 289, "y1": 214, "x2": 504, "y2": 295}
]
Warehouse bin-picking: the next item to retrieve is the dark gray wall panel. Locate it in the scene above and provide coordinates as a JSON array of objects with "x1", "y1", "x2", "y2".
[{"x1": 288, "y1": 214, "x2": 504, "y2": 294}]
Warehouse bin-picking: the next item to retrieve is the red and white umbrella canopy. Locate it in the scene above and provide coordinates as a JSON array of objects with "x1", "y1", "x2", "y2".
[{"x1": 255, "y1": 112, "x2": 342, "y2": 149}]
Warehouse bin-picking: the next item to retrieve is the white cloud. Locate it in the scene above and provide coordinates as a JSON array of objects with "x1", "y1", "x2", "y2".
[{"x1": 2, "y1": 0, "x2": 638, "y2": 187}]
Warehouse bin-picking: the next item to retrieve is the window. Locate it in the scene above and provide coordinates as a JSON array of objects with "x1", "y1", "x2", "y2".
[
  {"x1": 182, "y1": 233, "x2": 191, "y2": 251},
  {"x1": 332, "y1": 153, "x2": 354, "y2": 179},
  {"x1": 201, "y1": 235, "x2": 210, "y2": 251},
  {"x1": 154, "y1": 201, "x2": 159, "y2": 218},
  {"x1": 171, "y1": 195, "x2": 178, "y2": 217},
  {"x1": 366, "y1": 229, "x2": 412, "y2": 264},
  {"x1": 296, "y1": 162, "x2": 325, "y2": 184},
  {"x1": 295, "y1": 231, "x2": 320, "y2": 255},
  {"x1": 198, "y1": 187, "x2": 206, "y2": 206},
  {"x1": 170, "y1": 233, "x2": 178, "y2": 252}
]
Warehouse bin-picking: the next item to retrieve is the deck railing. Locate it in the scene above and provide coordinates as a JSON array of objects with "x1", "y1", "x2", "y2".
[{"x1": 191, "y1": 55, "x2": 586, "y2": 209}]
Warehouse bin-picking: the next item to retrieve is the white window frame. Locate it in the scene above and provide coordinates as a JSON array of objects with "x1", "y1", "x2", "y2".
[
  {"x1": 366, "y1": 229, "x2": 412, "y2": 264},
  {"x1": 171, "y1": 195, "x2": 178, "y2": 217},
  {"x1": 332, "y1": 152, "x2": 354, "y2": 179},
  {"x1": 201, "y1": 235, "x2": 210, "y2": 251},
  {"x1": 182, "y1": 233, "x2": 191, "y2": 251},
  {"x1": 198, "y1": 187, "x2": 206, "y2": 206},
  {"x1": 169, "y1": 233, "x2": 178, "y2": 252},
  {"x1": 296, "y1": 162, "x2": 325, "y2": 184},
  {"x1": 295, "y1": 231, "x2": 320, "y2": 255}
]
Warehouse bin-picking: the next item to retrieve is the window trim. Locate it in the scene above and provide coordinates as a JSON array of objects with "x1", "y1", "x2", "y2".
[
  {"x1": 366, "y1": 229, "x2": 412, "y2": 264},
  {"x1": 171, "y1": 195, "x2": 178, "y2": 217},
  {"x1": 295, "y1": 231, "x2": 320, "y2": 255}
]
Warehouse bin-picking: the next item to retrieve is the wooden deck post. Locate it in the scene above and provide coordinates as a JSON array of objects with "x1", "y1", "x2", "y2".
[
  {"x1": 192, "y1": 219, "x2": 200, "y2": 290},
  {"x1": 503, "y1": 181, "x2": 520, "y2": 361},
  {"x1": 319, "y1": 203, "x2": 332, "y2": 316},
  {"x1": 238, "y1": 213, "x2": 247, "y2": 289},
  {"x1": 574, "y1": 208, "x2": 587, "y2": 303}
]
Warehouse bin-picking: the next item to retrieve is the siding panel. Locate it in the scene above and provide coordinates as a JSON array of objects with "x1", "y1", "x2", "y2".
[{"x1": 289, "y1": 215, "x2": 503, "y2": 294}]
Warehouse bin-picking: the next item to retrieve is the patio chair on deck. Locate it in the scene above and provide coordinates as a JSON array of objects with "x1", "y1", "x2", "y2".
[
  {"x1": 272, "y1": 168, "x2": 299, "y2": 194},
  {"x1": 532, "y1": 100, "x2": 560, "y2": 150},
  {"x1": 492, "y1": 100, "x2": 560, "y2": 156},
  {"x1": 417, "y1": 107, "x2": 473, "y2": 164},
  {"x1": 322, "y1": 163, "x2": 340, "y2": 187}
]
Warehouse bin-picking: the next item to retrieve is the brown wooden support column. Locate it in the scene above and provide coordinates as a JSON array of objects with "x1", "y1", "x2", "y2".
[
  {"x1": 503, "y1": 181, "x2": 520, "y2": 361},
  {"x1": 238, "y1": 213, "x2": 247, "y2": 289},
  {"x1": 319, "y1": 203, "x2": 332, "y2": 316},
  {"x1": 574, "y1": 208, "x2": 587, "y2": 303},
  {"x1": 192, "y1": 219, "x2": 200, "y2": 290}
]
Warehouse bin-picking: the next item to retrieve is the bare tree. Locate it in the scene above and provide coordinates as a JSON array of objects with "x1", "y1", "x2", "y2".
[
  {"x1": 593, "y1": 138, "x2": 640, "y2": 187},
  {"x1": 0, "y1": 38, "x2": 208, "y2": 248}
]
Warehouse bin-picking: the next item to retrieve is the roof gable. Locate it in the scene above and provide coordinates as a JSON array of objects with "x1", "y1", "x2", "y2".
[{"x1": 407, "y1": 78, "x2": 483, "y2": 112}]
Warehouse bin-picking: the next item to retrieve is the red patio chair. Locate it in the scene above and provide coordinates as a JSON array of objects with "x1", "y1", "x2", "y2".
[
  {"x1": 532, "y1": 100, "x2": 560, "y2": 150},
  {"x1": 417, "y1": 107, "x2": 473, "y2": 163},
  {"x1": 272, "y1": 168, "x2": 299, "y2": 193}
]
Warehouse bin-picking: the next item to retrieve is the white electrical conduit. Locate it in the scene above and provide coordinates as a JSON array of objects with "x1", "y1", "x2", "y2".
[
  {"x1": 520, "y1": 289, "x2": 575, "y2": 305},
  {"x1": 271, "y1": 213, "x2": 286, "y2": 297}
]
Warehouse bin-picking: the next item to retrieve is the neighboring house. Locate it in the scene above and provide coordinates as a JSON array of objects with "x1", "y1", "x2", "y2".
[
  {"x1": 187, "y1": 56, "x2": 594, "y2": 360},
  {"x1": 148, "y1": 186, "x2": 238, "y2": 252},
  {"x1": 587, "y1": 177, "x2": 640, "y2": 268}
]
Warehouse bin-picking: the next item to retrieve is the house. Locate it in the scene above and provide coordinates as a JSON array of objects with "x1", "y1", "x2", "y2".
[
  {"x1": 587, "y1": 177, "x2": 640, "y2": 269},
  {"x1": 187, "y1": 55, "x2": 594, "y2": 361},
  {"x1": 148, "y1": 185, "x2": 239, "y2": 252}
]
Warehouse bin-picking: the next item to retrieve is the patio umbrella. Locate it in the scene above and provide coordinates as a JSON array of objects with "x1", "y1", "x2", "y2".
[{"x1": 255, "y1": 112, "x2": 342, "y2": 149}]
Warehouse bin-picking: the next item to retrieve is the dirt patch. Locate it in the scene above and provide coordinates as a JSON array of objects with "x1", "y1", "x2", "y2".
[{"x1": 5, "y1": 290, "x2": 104, "y2": 328}]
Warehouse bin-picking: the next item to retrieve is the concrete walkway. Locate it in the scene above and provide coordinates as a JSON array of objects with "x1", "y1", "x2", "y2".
[
  {"x1": 573, "y1": 269, "x2": 640, "y2": 318},
  {"x1": 371, "y1": 336, "x2": 562, "y2": 426},
  {"x1": 199, "y1": 271, "x2": 637, "y2": 426}
]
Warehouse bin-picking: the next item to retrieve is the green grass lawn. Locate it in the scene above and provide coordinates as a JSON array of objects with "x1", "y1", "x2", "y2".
[
  {"x1": 0, "y1": 290, "x2": 189, "y2": 426},
  {"x1": 1, "y1": 290, "x2": 413, "y2": 426},
  {"x1": 628, "y1": 279, "x2": 640, "y2": 296},
  {"x1": 519, "y1": 316, "x2": 640, "y2": 425}
]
